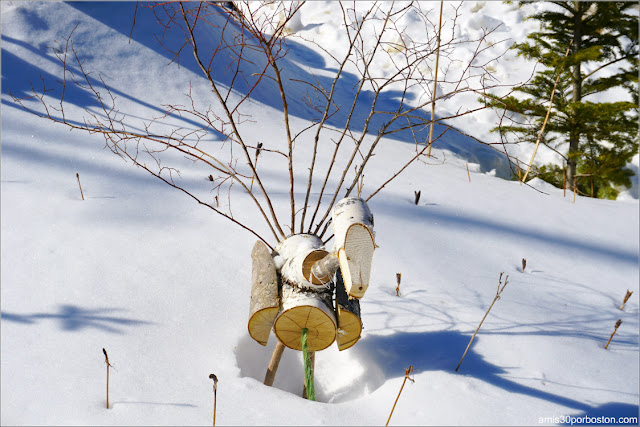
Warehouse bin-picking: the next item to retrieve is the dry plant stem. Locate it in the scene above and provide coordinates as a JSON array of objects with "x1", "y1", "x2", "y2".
[
  {"x1": 249, "y1": 143, "x2": 262, "y2": 193},
  {"x1": 20, "y1": 20, "x2": 281, "y2": 248},
  {"x1": 13, "y1": 2, "x2": 529, "y2": 250},
  {"x1": 366, "y1": 127, "x2": 451, "y2": 202},
  {"x1": 466, "y1": 164, "x2": 471, "y2": 182},
  {"x1": 264, "y1": 340, "x2": 286, "y2": 386},
  {"x1": 426, "y1": 1, "x2": 444, "y2": 157},
  {"x1": 563, "y1": 160, "x2": 566, "y2": 197},
  {"x1": 299, "y1": 3, "x2": 368, "y2": 232},
  {"x1": 76, "y1": 173, "x2": 84, "y2": 200},
  {"x1": 386, "y1": 365, "x2": 415, "y2": 426},
  {"x1": 620, "y1": 290, "x2": 633, "y2": 311},
  {"x1": 311, "y1": 5, "x2": 401, "y2": 234},
  {"x1": 521, "y1": 258, "x2": 526, "y2": 273},
  {"x1": 102, "y1": 348, "x2": 112, "y2": 409},
  {"x1": 209, "y1": 374, "x2": 218, "y2": 427},
  {"x1": 516, "y1": 158, "x2": 522, "y2": 185},
  {"x1": 396, "y1": 273, "x2": 402, "y2": 296},
  {"x1": 456, "y1": 273, "x2": 509, "y2": 372},
  {"x1": 179, "y1": 3, "x2": 286, "y2": 240},
  {"x1": 240, "y1": 2, "x2": 307, "y2": 234},
  {"x1": 521, "y1": 41, "x2": 573, "y2": 183},
  {"x1": 604, "y1": 319, "x2": 623, "y2": 349}
]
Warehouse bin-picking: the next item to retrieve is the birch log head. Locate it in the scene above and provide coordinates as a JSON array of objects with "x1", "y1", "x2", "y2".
[{"x1": 331, "y1": 198, "x2": 376, "y2": 299}]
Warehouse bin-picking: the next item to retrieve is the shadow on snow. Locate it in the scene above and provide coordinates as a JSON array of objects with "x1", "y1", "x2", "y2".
[
  {"x1": 2, "y1": 2, "x2": 509, "y2": 176},
  {"x1": 1, "y1": 304, "x2": 152, "y2": 334}
]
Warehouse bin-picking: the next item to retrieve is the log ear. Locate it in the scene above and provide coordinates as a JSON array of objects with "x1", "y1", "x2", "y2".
[{"x1": 248, "y1": 241, "x2": 280, "y2": 346}]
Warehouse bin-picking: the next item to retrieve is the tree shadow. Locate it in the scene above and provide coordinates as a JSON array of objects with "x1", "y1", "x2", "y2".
[
  {"x1": 235, "y1": 326, "x2": 631, "y2": 411},
  {"x1": 351, "y1": 330, "x2": 601, "y2": 412},
  {"x1": 373, "y1": 194, "x2": 639, "y2": 267},
  {"x1": 2, "y1": 37, "x2": 225, "y2": 140},
  {"x1": 1, "y1": 304, "x2": 152, "y2": 334},
  {"x1": 56, "y1": 1, "x2": 507, "y2": 174},
  {"x1": 111, "y1": 401, "x2": 197, "y2": 408}
]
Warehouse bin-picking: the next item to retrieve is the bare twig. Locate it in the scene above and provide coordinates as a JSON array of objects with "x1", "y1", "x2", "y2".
[
  {"x1": 386, "y1": 365, "x2": 415, "y2": 426},
  {"x1": 102, "y1": 348, "x2": 113, "y2": 409},
  {"x1": 396, "y1": 273, "x2": 402, "y2": 296},
  {"x1": 426, "y1": 1, "x2": 443, "y2": 157},
  {"x1": 76, "y1": 173, "x2": 84, "y2": 201},
  {"x1": 11, "y1": 2, "x2": 524, "y2": 251},
  {"x1": 620, "y1": 290, "x2": 633, "y2": 311},
  {"x1": 562, "y1": 160, "x2": 566, "y2": 197},
  {"x1": 456, "y1": 273, "x2": 509, "y2": 371},
  {"x1": 604, "y1": 319, "x2": 622, "y2": 349},
  {"x1": 521, "y1": 40, "x2": 573, "y2": 183},
  {"x1": 209, "y1": 374, "x2": 218, "y2": 426}
]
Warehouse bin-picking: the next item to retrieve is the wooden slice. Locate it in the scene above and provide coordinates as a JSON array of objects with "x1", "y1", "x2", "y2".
[
  {"x1": 248, "y1": 307, "x2": 280, "y2": 346},
  {"x1": 336, "y1": 308, "x2": 362, "y2": 351},
  {"x1": 275, "y1": 306, "x2": 336, "y2": 351},
  {"x1": 274, "y1": 285, "x2": 337, "y2": 352}
]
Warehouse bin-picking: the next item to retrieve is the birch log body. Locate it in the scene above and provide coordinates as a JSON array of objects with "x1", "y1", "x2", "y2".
[
  {"x1": 332, "y1": 198, "x2": 376, "y2": 299},
  {"x1": 334, "y1": 270, "x2": 362, "y2": 351},
  {"x1": 248, "y1": 240, "x2": 280, "y2": 346},
  {"x1": 274, "y1": 283, "x2": 337, "y2": 351}
]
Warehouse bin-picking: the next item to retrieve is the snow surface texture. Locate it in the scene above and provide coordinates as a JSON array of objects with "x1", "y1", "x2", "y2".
[{"x1": 1, "y1": 2, "x2": 638, "y2": 426}]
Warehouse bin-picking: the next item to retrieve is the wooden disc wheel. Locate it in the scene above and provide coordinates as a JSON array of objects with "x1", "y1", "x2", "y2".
[
  {"x1": 248, "y1": 307, "x2": 280, "y2": 346},
  {"x1": 274, "y1": 304, "x2": 337, "y2": 351},
  {"x1": 336, "y1": 308, "x2": 362, "y2": 351}
]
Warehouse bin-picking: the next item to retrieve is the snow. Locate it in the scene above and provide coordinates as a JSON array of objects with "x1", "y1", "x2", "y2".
[{"x1": 1, "y1": 1, "x2": 638, "y2": 426}]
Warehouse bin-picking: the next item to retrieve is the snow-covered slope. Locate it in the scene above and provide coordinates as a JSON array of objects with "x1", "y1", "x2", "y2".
[{"x1": 2, "y1": 2, "x2": 638, "y2": 426}]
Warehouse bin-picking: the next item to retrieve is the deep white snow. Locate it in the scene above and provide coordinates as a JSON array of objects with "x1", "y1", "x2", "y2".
[{"x1": 2, "y1": 2, "x2": 638, "y2": 426}]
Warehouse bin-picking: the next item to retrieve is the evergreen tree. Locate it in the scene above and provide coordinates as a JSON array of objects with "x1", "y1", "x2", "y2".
[{"x1": 489, "y1": 2, "x2": 638, "y2": 199}]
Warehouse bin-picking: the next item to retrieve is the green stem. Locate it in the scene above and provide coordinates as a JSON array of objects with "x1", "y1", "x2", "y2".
[{"x1": 301, "y1": 328, "x2": 315, "y2": 401}]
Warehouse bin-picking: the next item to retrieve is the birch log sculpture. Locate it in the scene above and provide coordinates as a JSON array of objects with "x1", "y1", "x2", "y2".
[
  {"x1": 332, "y1": 197, "x2": 376, "y2": 299},
  {"x1": 334, "y1": 270, "x2": 362, "y2": 351},
  {"x1": 274, "y1": 234, "x2": 337, "y2": 351},
  {"x1": 248, "y1": 240, "x2": 281, "y2": 346}
]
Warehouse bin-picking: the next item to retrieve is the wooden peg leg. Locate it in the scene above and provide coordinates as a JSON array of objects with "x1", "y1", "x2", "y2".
[{"x1": 264, "y1": 340, "x2": 286, "y2": 386}]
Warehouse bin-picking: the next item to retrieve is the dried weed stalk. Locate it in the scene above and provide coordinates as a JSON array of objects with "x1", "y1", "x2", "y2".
[{"x1": 456, "y1": 272, "x2": 509, "y2": 372}]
